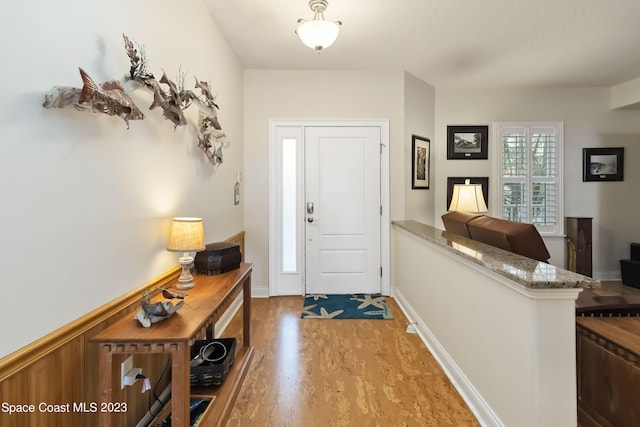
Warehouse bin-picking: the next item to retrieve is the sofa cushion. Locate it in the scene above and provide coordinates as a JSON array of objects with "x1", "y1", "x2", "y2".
[
  {"x1": 466, "y1": 216, "x2": 512, "y2": 252},
  {"x1": 467, "y1": 216, "x2": 551, "y2": 262},
  {"x1": 441, "y1": 211, "x2": 484, "y2": 239}
]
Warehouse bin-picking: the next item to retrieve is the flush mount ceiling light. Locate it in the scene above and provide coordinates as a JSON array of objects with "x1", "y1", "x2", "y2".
[{"x1": 296, "y1": 0, "x2": 342, "y2": 52}]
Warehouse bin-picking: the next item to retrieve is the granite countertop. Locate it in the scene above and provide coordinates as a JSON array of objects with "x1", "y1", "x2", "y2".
[{"x1": 392, "y1": 220, "x2": 600, "y2": 290}]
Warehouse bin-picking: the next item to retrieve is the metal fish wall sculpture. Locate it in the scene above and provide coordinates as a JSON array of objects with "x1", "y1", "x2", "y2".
[
  {"x1": 42, "y1": 34, "x2": 229, "y2": 166},
  {"x1": 78, "y1": 67, "x2": 144, "y2": 129}
]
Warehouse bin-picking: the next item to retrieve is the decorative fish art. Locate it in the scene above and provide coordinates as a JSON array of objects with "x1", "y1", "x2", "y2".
[
  {"x1": 77, "y1": 68, "x2": 144, "y2": 129},
  {"x1": 149, "y1": 71, "x2": 187, "y2": 128},
  {"x1": 43, "y1": 68, "x2": 145, "y2": 129},
  {"x1": 122, "y1": 35, "x2": 186, "y2": 129},
  {"x1": 197, "y1": 111, "x2": 228, "y2": 166},
  {"x1": 42, "y1": 34, "x2": 230, "y2": 166}
]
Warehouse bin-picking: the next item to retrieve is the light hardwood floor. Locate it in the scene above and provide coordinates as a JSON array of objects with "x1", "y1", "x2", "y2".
[{"x1": 222, "y1": 296, "x2": 480, "y2": 427}]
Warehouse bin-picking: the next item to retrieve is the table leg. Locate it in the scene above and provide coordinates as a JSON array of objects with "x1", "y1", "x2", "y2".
[
  {"x1": 170, "y1": 342, "x2": 191, "y2": 427},
  {"x1": 243, "y1": 275, "x2": 251, "y2": 347},
  {"x1": 206, "y1": 322, "x2": 214, "y2": 339},
  {"x1": 97, "y1": 345, "x2": 113, "y2": 427}
]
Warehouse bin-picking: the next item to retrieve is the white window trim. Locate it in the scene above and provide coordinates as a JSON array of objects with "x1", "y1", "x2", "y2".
[{"x1": 492, "y1": 121, "x2": 564, "y2": 236}]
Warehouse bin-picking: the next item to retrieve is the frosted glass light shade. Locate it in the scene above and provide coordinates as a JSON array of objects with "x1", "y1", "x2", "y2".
[
  {"x1": 448, "y1": 180, "x2": 488, "y2": 213},
  {"x1": 297, "y1": 19, "x2": 340, "y2": 51}
]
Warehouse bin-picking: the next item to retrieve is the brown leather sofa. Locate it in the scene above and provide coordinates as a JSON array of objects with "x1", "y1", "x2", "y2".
[{"x1": 441, "y1": 211, "x2": 551, "y2": 262}]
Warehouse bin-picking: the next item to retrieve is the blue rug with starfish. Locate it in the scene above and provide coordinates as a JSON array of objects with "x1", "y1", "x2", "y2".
[{"x1": 301, "y1": 294, "x2": 393, "y2": 319}]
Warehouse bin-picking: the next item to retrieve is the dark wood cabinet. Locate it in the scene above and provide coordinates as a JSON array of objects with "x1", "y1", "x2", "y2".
[
  {"x1": 576, "y1": 317, "x2": 640, "y2": 427},
  {"x1": 566, "y1": 217, "x2": 592, "y2": 277}
]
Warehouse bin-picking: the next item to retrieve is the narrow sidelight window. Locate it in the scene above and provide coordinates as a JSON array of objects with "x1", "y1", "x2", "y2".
[{"x1": 281, "y1": 138, "x2": 297, "y2": 272}]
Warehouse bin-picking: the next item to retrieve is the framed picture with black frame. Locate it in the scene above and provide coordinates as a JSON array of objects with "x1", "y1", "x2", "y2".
[
  {"x1": 411, "y1": 134, "x2": 430, "y2": 189},
  {"x1": 447, "y1": 125, "x2": 489, "y2": 159},
  {"x1": 582, "y1": 147, "x2": 624, "y2": 182},
  {"x1": 446, "y1": 177, "x2": 489, "y2": 210}
]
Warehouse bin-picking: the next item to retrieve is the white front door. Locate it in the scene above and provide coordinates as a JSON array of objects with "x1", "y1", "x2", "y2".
[
  {"x1": 304, "y1": 126, "x2": 381, "y2": 295},
  {"x1": 268, "y1": 119, "x2": 389, "y2": 297}
]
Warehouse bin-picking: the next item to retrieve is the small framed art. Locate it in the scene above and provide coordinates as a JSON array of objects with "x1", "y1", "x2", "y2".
[
  {"x1": 582, "y1": 147, "x2": 624, "y2": 182},
  {"x1": 447, "y1": 125, "x2": 488, "y2": 159},
  {"x1": 411, "y1": 135, "x2": 430, "y2": 189}
]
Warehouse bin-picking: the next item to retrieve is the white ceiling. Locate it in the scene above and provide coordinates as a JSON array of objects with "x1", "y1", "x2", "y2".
[{"x1": 204, "y1": 0, "x2": 640, "y2": 88}]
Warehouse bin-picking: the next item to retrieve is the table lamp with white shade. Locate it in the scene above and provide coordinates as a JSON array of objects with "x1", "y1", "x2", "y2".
[
  {"x1": 448, "y1": 179, "x2": 488, "y2": 213},
  {"x1": 167, "y1": 217, "x2": 205, "y2": 289}
]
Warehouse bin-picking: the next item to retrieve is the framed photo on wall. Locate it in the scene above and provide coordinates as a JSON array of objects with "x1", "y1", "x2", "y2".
[
  {"x1": 583, "y1": 147, "x2": 624, "y2": 181},
  {"x1": 447, "y1": 125, "x2": 489, "y2": 159},
  {"x1": 411, "y1": 135, "x2": 430, "y2": 189},
  {"x1": 446, "y1": 177, "x2": 489, "y2": 210}
]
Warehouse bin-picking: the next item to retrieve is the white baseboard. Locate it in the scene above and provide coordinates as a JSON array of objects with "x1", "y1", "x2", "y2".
[
  {"x1": 251, "y1": 286, "x2": 270, "y2": 298},
  {"x1": 392, "y1": 286, "x2": 503, "y2": 427},
  {"x1": 594, "y1": 270, "x2": 622, "y2": 281}
]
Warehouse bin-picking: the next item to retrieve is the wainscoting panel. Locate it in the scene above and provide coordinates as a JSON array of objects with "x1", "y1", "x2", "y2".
[{"x1": 0, "y1": 231, "x2": 245, "y2": 427}]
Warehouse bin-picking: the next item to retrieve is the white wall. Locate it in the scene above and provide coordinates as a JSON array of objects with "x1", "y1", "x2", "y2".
[
  {"x1": 0, "y1": 0, "x2": 244, "y2": 358},
  {"x1": 434, "y1": 87, "x2": 640, "y2": 279},
  {"x1": 243, "y1": 70, "x2": 407, "y2": 293},
  {"x1": 404, "y1": 72, "x2": 436, "y2": 225},
  {"x1": 394, "y1": 226, "x2": 581, "y2": 426},
  {"x1": 611, "y1": 76, "x2": 640, "y2": 109}
]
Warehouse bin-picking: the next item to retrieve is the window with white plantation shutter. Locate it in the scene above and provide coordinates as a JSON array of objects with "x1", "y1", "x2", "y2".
[{"x1": 495, "y1": 122, "x2": 563, "y2": 235}]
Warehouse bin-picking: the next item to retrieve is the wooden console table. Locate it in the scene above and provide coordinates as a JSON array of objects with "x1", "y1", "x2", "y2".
[{"x1": 91, "y1": 263, "x2": 253, "y2": 427}]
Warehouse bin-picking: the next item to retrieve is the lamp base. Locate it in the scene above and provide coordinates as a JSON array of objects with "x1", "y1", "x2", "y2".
[
  {"x1": 176, "y1": 279, "x2": 195, "y2": 290},
  {"x1": 176, "y1": 255, "x2": 195, "y2": 290}
]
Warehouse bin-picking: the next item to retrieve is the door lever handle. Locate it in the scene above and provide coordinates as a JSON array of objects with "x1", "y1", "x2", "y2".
[
  {"x1": 307, "y1": 216, "x2": 314, "y2": 223},
  {"x1": 306, "y1": 202, "x2": 314, "y2": 214}
]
